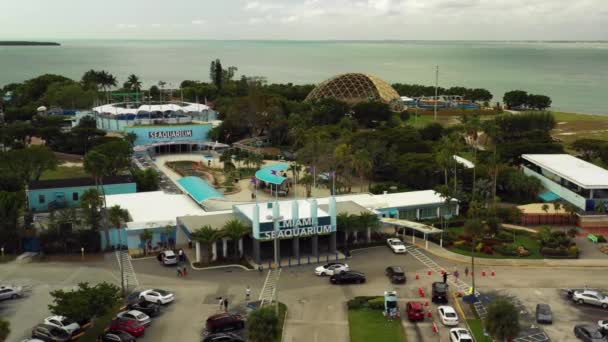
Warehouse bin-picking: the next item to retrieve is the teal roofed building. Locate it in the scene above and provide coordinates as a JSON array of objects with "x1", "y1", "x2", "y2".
[{"x1": 27, "y1": 175, "x2": 137, "y2": 212}]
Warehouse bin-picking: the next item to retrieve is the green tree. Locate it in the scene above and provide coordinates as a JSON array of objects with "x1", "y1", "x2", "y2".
[
  {"x1": 125, "y1": 74, "x2": 142, "y2": 92},
  {"x1": 221, "y1": 219, "x2": 250, "y2": 259},
  {"x1": 352, "y1": 101, "x2": 392, "y2": 127},
  {"x1": 5, "y1": 145, "x2": 58, "y2": 185},
  {"x1": 48, "y1": 282, "x2": 121, "y2": 323},
  {"x1": 108, "y1": 205, "x2": 129, "y2": 229},
  {"x1": 0, "y1": 191, "x2": 25, "y2": 253},
  {"x1": 192, "y1": 225, "x2": 221, "y2": 264},
  {"x1": 571, "y1": 139, "x2": 605, "y2": 160},
  {"x1": 0, "y1": 318, "x2": 9, "y2": 342},
  {"x1": 84, "y1": 150, "x2": 110, "y2": 244},
  {"x1": 358, "y1": 211, "x2": 380, "y2": 243},
  {"x1": 526, "y1": 94, "x2": 552, "y2": 110},
  {"x1": 132, "y1": 168, "x2": 160, "y2": 192},
  {"x1": 139, "y1": 229, "x2": 153, "y2": 255},
  {"x1": 299, "y1": 173, "x2": 314, "y2": 198},
  {"x1": 503, "y1": 90, "x2": 528, "y2": 109},
  {"x1": 91, "y1": 140, "x2": 131, "y2": 176},
  {"x1": 464, "y1": 219, "x2": 484, "y2": 293},
  {"x1": 337, "y1": 212, "x2": 358, "y2": 248},
  {"x1": 247, "y1": 306, "x2": 279, "y2": 342},
  {"x1": 80, "y1": 188, "x2": 103, "y2": 231},
  {"x1": 352, "y1": 149, "x2": 373, "y2": 192},
  {"x1": 541, "y1": 204, "x2": 549, "y2": 214},
  {"x1": 209, "y1": 59, "x2": 237, "y2": 90},
  {"x1": 484, "y1": 297, "x2": 520, "y2": 341}
]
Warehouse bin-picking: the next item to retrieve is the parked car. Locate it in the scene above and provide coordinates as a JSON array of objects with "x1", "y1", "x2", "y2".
[
  {"x1": 315, "y1": 262, "x2": 349, "y2": 276},
  {"x1": 329, "y1": 271, "x2": 366, "y2": 284},
  {"x1": 202, "y1": 332, "x2": 246, "y2": 342},
  {"x1": 158, "y1": 250, "x2": 178, "y2": 265},
  {"x1": 449, "y1": 328, "x2": 474, "y2": 342},
  {"x1": 387, "y1": 238, "x2": 407, "y2": 253},
  {"x1": 20, "y1": 339, "x2": 45, "y2": 342},
  {"x1": 205, "y1": 313, "x2": 245, "y2": 334},
  {"x1": 31, "y1": 324, "x2": 71, "y2": 342},
  {"x1": 109, "y1": 319, "x2": 145, "y2": 337},
  {"x1": 43, "y1": 315, "x2": 81, "y2": 335},
  {"x1": 438, "y1": 306, "x2": 459, "y2": 326},
  {"x1": 127, "y1": 299, "x2": 161, "y2": 317},
  {"x1": 139, "y1": 289, "x2": 175, "y2": 305},
  {"x1": 0, "y1": 285, "x2": 23, "y2": 300},
  {"x1": 117, "y1": 310, "x2": 151, "y2": 326},
  {"x1": 406, "y1": 301, "x2": 425, "y2": 322},
  {"x1": 572, "y1": 290, "x2": 608, "y2": 309},
  {"x1": 599, "y1": 320, "x2": 608, "y2": 332},
  {"x1": 385, "y1": 266, "x2": 406, "y2": 284},
  {"x1": 535, "y1": 303, "x2": 553, "y2": 324},
  {"x1": 98, "y1": 330, "x2": 136, "y2": 342},
  {"x1": 574, "y1": 324, "x2": 607, "y2": 342},
  {"x1": 432, "y1": 282, "x2": 449, "y2": 304}
]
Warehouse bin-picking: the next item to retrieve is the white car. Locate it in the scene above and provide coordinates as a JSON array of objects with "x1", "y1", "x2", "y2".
[
  {"x1": 450, "y1": 328, "x2": 474, "y2": 342},
  {"x1": 140, "y1": 288, "x2": 175, "y2": 305},
  {"x1": 572, "y1": 290, "x2": 608, "y2": 309},
  {"x1": 315, "y1": 262, "x2": 349, "y2": 276},
  {"x1": 117, "y1": 310, "x2": 151, "y2": 326},
  {"x1": 159, "y1": 250, "x2": 178, "y2": 265},
  {"x1": 0, "y1": 285, "x2": 23, "y2": 300},
  {"x1": 43, "y1": 315, "x2": 80, "y2": 335},
  {"x1": 387, "y1": 238, "x2": 407, "y2": 254},
  {"x1": 598, "y1": 320, "x2": 608, "y2": 331},
  {"x1": 438, "y1": 306, "x2": 459, "y2": 326}
]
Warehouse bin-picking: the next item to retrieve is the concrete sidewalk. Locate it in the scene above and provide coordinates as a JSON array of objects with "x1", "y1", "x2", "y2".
[{"x1": 412, "y1": 239, "x2": 608, "y2": 267}]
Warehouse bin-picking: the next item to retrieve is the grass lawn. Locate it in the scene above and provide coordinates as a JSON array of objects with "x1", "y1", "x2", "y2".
[
  {"x1": 552, "y1": 111, "x2": 608, "y2": 145},
  {"x1": 348, "y1": 308, "x2": 406, "y2": 342},
  {"x1": 467, "y1": 319, "x2": 492, "y2": 342},
  {"x1": 41, "y1": 165, "x2": 88, "y2": 180},
  {"x1": 447, "y1": 227, "x2": 543, "y2": 259}
]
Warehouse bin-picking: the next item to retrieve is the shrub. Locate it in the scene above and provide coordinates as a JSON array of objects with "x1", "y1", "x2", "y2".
[
  {"x1": 475, "y1": 242, "x2": 483, "y2": 252},
  {"x1": 567, "y1": 228, "x2": 579, "y2": 238},
  {"x1": 347, "y1": 296, "x2": 382, "y2": 310},
  {"x1": 494, "y1": 244, "x2": 518, "y2": 256},
  {"x1": 453, "y1": 240, "x2": 467, "y2": 247},
  {"x1": 597, "y1": 235, "x2": 607, "y2": 243},
  {"x1": 368, "y1": 297, "x2": 385, "y2": 310},
  {"x1": 482, "y1": 245, "x2": 493, "y2": 254},
  {"x1": 496, "y1": 231, "x2": 514, "y2": 242},
  {"x1": 569, "y1": 246, "x2": 579, "y2": 256}
]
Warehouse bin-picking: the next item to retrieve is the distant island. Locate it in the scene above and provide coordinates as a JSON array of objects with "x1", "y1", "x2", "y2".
[{"x1": 0, "y1": 41, "x2": 60, "y2": 46}]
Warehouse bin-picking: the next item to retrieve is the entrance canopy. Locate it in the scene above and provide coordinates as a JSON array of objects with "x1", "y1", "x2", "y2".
[
  {"x1": 539, "y1": 191, "x2": 560, "y2": 202},
  {"x1": 381, "y1": 218, "x2": 443, "y2": 235}
]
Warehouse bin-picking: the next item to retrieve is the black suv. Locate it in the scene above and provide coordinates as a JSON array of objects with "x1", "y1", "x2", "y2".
[
  {"x1": 432, "y1": 282, "x2": 449, "y2": 304},
  {"x1": 202, "y1": 332, "x2": 245, "y2": 342},
  {"x1": 32, "y1": 323, "x2": 71, "y2": 342},
  {"x1": 98, "y1": 330, "x2": 136, "y2": 342},
  {"x1": 385, "y1": 266, "x2": 406, "y2": 284}
]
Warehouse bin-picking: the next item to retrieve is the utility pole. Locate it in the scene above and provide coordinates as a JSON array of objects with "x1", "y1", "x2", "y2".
[{"x1": 434, "y1": 65, "x2": 439, "y2": 121}]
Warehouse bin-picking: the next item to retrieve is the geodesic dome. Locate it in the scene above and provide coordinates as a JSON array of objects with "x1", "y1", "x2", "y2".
[{"x1": 305, "y1": 73, "x2": 403, "y2": 111}]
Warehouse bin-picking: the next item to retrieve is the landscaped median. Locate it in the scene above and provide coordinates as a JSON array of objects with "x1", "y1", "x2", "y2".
[{"x1": 347, "y1": 297, "x2": 406, "y2": 342}]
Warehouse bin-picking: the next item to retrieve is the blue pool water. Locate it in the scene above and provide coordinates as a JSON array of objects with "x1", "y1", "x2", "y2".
[{"x1": 178, "y1": 176, "x2": 224, "y2": 203}]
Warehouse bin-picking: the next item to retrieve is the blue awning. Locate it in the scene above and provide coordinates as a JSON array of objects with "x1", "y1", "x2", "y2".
[
  {"x1": 389, "y1": 209, "x2": 399, "y2": 216},
  {"x1": 539, "y1": 191, "x2": 560, "y2": 202},
  {"x1": 255, "y1": 163, "x2": 289, "y2": 185}
]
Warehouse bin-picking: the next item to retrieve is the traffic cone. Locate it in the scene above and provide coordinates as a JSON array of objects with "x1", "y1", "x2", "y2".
[
  {"x1": 428, "y1": 310, "x2": 433, "y2": 318},
  {"x1": 482, "y1": 270, "x2": 486, "y2": 277},
  {"x1": 427, "y1": 270, "x2": 432, "y2": 276},
  {"x1": 424, "y1": 300, "x2": 429, "y2": 306},
  {"x1": 432, "y1": 322, "x2": 438, "y2": 332},
  {"x1": 415, "y1": 273, "x2": 420, "y2": 280},
  {"x1": 491, "y1": 270, "x2": 495, "y2": 277}
]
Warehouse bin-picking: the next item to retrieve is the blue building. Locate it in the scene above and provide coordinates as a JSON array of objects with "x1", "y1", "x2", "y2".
[{"x1": 27, "y1": 176, "x2": 137, "y2": 212}]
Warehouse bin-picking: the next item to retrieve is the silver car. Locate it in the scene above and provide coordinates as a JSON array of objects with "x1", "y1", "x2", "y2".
[
  {"x1": 535, "y1": 303, "x2": 553, "y2": 324},
  {"x1": 0, "y1": 285, "x2": 23, "y2": 300},
  {"x1": 572, "y1": 290, "x2": 608, "y2": 309}
]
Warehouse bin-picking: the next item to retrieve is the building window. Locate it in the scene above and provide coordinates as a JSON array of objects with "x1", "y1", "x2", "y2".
[
  {"x1": 399, "y1": 209, "x2": 417, "y2": 220},
  {"x1": 72, "y1": 192, "x2": 79, "y2": 201},
  {"x1": 38, "y1": 194, "x2": 45, "y2": 204},
  {"x1": 419, "y1": 207, "x2": 437, "y2": 219}
]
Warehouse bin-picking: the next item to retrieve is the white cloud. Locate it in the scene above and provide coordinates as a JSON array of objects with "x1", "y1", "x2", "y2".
[
  {"x1": 116, "y1": 23, "x2": 137, "y2": 29},
  {"x1": 191, "y1": 19, "x2": 206, "y2": 25}
]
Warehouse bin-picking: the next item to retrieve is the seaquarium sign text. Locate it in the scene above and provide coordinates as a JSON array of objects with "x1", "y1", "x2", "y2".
[
  {"x1": 148, "y1": 130, "x2": 193, "y2": 140},
  {"x1": 260, "y1": 217, "x2": 335, "y2": 239}
]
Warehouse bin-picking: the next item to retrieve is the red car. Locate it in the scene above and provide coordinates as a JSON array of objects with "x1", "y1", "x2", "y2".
[
  {"x1": 406, "y1": 301, "x2": 425, "y2": 322},
  {"x1": 109, "y1": 318, "x2": 145, "y2": 337}
]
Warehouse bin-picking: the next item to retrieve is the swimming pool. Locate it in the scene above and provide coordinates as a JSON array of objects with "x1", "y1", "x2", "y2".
[{"x1": 178, "y1": 176, "x2": 224, "y2": 203}]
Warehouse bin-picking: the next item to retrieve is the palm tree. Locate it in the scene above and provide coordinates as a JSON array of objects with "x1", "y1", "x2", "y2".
[
  {"x1": 553, "y1": 202, "x2": 562, "y2": 224},
  {"x1": 358, "y1": 211, "x2": 380, "y2": 244},
  {"x1": 139, "y1": 229, "x2": 153, "y2": 255},
  {"x1": 192, "y1": 225, "x2": 220, "y2": 264},
  {"x1": 541, "y1": 204, "x2": 550, "y2": 215},
  {"x1": 484, "y1": 297, "x2": 520, "y2": 341},
  {"x1": 299, "y1": 173, "x2": 314, "y2": 198},
  {"x1": 221, "y1": 219, "x2": 250, "y2": 259},
  {"x1": 352, "y1": 149, "x2": 372, "y2": 192},
  {"x1": 337, "y1": 212, "x2": 354, "y2": 249},
  {"x1": 80, "y1": 188, "x2": 103, "y2": 231},
  {"x1": 108, "y1": 205, "x2": 129, "y2": 229},
  {"x1": 84, "y1": 150, "x2": 111, "y2": 247},
  {"x1": 126, "y1": 74, "x2": 142, "y2": 92},
  {"x1": 464, "y1": 218, "x2": 484, "y2": 293}
]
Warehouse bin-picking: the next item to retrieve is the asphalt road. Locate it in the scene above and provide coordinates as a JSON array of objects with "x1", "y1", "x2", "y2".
[{"x1": 1, "y1": 247, "x2": 608, "y2": 342}]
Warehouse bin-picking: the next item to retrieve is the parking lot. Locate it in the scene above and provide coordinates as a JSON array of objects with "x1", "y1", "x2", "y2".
[{"x1": 2, "y1": 246, "x2": 608, "y2": 342}]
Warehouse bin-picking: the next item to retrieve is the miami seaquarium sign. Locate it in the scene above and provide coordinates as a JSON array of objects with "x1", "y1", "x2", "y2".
[
  {"x1": 148, "y1": 130, "x2": 193, "y2": 139},
  {"x1": 259, "y1": 217, "x2": 335, "y2": 240}
]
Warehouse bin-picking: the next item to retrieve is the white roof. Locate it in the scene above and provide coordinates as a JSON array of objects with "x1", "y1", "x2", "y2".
[
  {"x1": 400, "y1": 96, "x2": 414, "y2": 101},
  {"x1": 522, "y1": 154, "x2": 608, "y2": 189},
  {"x1": 105, "y1": 191, "x2": 230, "y2": 230},
  {"x1": 92, "y1": 102, "x2": 211, "y2": 115},
  {"x1": 453, "y1": 155, "x2": 475, "y2": 169},
  {"x1": 235, "y1": 199, "x2": 329, "y2": 224}
]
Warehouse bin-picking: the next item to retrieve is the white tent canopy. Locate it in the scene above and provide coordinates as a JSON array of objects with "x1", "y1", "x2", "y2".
[{"x1": 93, "y1": 102, "x2": 211, "y2": 115}]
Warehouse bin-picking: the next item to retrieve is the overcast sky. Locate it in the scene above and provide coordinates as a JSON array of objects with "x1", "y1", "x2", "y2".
[{"x1": 2, "y1": 0, "x2": 607, "y2": 40}]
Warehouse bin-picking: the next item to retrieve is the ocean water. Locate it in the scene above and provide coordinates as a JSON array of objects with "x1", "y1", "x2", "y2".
[{"x1": 0, "y1": 40, "x2": 607, "y2": 114}]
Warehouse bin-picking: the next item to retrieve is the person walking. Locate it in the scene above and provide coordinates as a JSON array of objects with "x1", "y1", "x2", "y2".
[
  {"x1": 454, "y1": 270, "x2": 460, "y2": 280},
  {"x1": 442, "y1": 271, "x2": 448, "y2": 283},
  {"x1": 245, "y1": 286, "x2": 251, "y2": 302},
  {"x1": 176, "y1": 267, "x2": 183, "y2": 277},
  {"x1": 178, "y1": 249, "x2": 184, "y2": 263},
  {"x1": 464, "y1": 266, "x2": 469, "y2": 277},
  {"x1": 223, "y1": 297, "x2": 229, "y2": 312},
  {"x1": 218, "y1": 297, "x2": 224, "y2": 310}
]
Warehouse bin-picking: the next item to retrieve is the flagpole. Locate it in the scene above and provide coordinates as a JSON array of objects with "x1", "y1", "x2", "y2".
[{"x1": 332, "y1": 171, "x2": 336, "y2": 196}]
